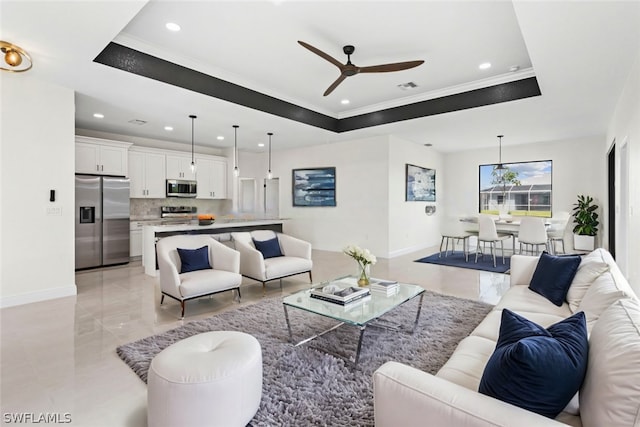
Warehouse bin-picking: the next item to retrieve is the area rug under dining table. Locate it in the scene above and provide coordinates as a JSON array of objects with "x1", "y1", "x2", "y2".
[
  {"x1": 416, "y1": 251, "x2": 512, "y2": 273},
  {"x1": 117, "y1": 291, "x2": 493, "y2": 426}
]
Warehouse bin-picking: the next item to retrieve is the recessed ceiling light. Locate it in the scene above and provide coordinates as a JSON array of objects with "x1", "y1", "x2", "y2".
[
  {"x1": 479, "y1": 62, "x2": 491, "y2": 70},
  {"x1": 164, "y1": 126, "x2": 174, "y2": 131},
  {"x1": 509, "y1": 65, "x2": 520, "y2": 72},
  {"x1": 93, "y1": 113, "x2": 104, "y2": 119},
  {"x1": 165, "y1": 22, "x2": 181, "y2": 32},
  {"x1": 341, "y1": 99, "x2": 350, "y2": 105},
  {"x1": 258, "y1": 143, "x2": 265, "y2": 147},
  {"x1": 216, "y1": 136, "x2": 224, "y2": 140}
]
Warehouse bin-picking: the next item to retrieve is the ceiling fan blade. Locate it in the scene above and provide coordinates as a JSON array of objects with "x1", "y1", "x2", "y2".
[
  {"x1": 323, "y1": 75, "x2": 347, "y2": 96},
  {"x1": 359, "y1": 60, "x2": 424, "y2": 73},
  {"x1": 298, "y1": 40, "x2": 344, "y2": 69}
]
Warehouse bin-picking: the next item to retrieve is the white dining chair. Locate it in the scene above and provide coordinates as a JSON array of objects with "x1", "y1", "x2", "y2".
[
  {"x1": 518, "y1": 216, "x2": 549, "y2": 255},
  {"x1": 439, "y1": 219, "x2": 473, "y2": 261},
  {"x1": 475, "y1": 214, "x2": 513, "y2": 267},
  {"x1": 547, "y1": 211, "x2": 571, "y2": 254}
]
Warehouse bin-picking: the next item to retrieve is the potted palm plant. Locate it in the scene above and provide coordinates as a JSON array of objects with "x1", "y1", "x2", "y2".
[{"x1": 572, "y1": 194, "x2": 599, "y2": 251}]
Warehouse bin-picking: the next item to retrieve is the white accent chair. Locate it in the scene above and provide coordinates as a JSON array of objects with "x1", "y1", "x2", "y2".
[
  {"x1": 475, "y1": 214, "x2": 513, "y2": 267},
  {"x1": 157, "y1": 235, "x2": 242, "y2": 318},
  {"x1": 517, "y1": 216, "x2": 549, "y2": 255},
  {"x1": 231, "y1": 230, "x2": 313, "y2": 289},
  {"x1": 547, "y1": 211, "x2": 571, "y2": 254}
]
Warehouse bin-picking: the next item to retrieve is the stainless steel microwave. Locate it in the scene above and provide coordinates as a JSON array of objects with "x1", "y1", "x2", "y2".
[{"x1": 166, "y1": 179, "x2": 197, "y2": 198}]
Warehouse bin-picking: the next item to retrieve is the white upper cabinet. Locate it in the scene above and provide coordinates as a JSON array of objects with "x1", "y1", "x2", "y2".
[
  {"x1": 166, "y1": 155, "x2": 196, "y2": 181},
  {"x1": 75, "y1": 136, "x2": 132, "y2": 176},
  {"x1": 196, "y1": 156, "x2": 228, "y2": 199},
  {"x1": 129, "y1": 149, "x2": 166, "y2": 198}
]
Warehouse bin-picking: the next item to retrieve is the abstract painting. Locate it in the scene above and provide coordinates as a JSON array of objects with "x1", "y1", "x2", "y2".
[
  {"x1": 406, "y1": 164, "x2": 436, "y2": 202},
  {"x1": 292, "y1": 167, "x2": 336, "y2": 207}
]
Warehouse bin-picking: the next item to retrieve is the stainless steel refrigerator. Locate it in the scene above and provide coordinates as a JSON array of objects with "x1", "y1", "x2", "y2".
[{"x1": 75, "y1": 175, "x2": 130, "y2": 270}]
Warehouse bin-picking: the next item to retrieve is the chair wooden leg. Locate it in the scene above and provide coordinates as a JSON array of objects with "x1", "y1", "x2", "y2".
[
  {"x1": 308, "y1": 271, "x2": 313, "y2": 283},
  {"x1": 160, "y1": 294, "x2": 165, "y2": 305},
  {"x1": 180, "y1": 301, "x2": 185, "y2": 319},
  {"x1": 236, "y1": 287, "x2": 241, "y2": 301}
]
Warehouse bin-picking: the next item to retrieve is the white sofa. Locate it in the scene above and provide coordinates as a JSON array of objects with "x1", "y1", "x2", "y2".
[{"x1": 373, "y1": 248, "x2": 640, "y2": 427}]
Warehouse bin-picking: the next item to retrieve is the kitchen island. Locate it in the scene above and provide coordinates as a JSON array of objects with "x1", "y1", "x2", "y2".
[{"x1": 142, "y1": 219, "x2": 285, "y2": 276}]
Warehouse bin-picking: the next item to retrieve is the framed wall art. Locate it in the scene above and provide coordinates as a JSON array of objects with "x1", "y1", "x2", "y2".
[
  {"x1": 406, "y1": 164, "x2": 436, "y2": 202},
  {"x1": 478, "y1": 159, "x2": 552, "y2": 217},
  {"x1": 292, "y1": 167, "x2": 336, "y2": 207}
]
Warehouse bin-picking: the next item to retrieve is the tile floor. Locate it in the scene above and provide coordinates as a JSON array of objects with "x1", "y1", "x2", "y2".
[{"x1": 0, "y1": 246, "x2": 509, "y2": 426}]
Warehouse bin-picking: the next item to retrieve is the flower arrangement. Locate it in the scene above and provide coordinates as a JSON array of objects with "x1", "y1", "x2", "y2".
[{"x1": 343, "y1": 245, "x2": 377, "y2": 286}]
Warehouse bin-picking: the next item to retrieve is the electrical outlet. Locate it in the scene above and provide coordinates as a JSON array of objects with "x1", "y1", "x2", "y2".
[{"x1": 46, "y1": 206, "x2": 62, "y2": 216}]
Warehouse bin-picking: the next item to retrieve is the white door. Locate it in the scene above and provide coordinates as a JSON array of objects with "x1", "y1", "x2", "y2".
[
  {"x1": 264, "y1": 178, "x2": 279, "y2": 217},
  {"x1": 239, "y1": 178, "x2": 256, "y2": 213}
]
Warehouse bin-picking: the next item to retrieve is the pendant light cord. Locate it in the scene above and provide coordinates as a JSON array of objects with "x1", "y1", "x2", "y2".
[
  {"x1": 189, "y1": 115, "x2": 197, "y2": 172},
  {"x1": 267, "y1": 132, "x2": 273, "y2": 176},
  {"x1": 233, "y1": 125, "x2": 239, "y2": 176}
]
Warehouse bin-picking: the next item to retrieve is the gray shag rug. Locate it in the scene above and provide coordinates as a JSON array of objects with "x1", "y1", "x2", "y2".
[{"x1": 117, "y1": 291, "x2": 492, "y2": 426}]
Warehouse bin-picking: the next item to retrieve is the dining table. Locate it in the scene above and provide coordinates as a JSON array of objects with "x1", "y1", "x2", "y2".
[{"x1": 459, "y1": 216, "x2": 554, "y2": 255}]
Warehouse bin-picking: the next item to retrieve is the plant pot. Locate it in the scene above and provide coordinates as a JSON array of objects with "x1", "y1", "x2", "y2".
[{"x1": 573, "y1": 234, "x2": 595, "y2": 251}]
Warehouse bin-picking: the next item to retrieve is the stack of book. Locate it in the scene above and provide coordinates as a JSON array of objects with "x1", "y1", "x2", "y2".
[
  {"x1": 310, "y1": 283, "x2": 371, "y2": 305},
  {"x1": 369, "y1": 281, "x2": 399, "y2": 296}
]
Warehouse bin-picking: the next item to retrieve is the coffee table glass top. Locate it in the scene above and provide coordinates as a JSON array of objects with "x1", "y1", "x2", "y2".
[{"x1": 283, "y1": 276, "x2": 425, "y2": 327}]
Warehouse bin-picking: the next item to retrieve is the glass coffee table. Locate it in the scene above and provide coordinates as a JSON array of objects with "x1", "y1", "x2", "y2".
[{"x1": 282, "y1": 276, "x2": 425, "y2": 367}]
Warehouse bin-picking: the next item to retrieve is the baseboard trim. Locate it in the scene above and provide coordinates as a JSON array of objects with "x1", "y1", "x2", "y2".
[
  {"x1": 388, "y1": 243, "x2": 434, "y2": 259},
  {"x1": 0, "y1": 285, "x2": 77, "y2": 308}
]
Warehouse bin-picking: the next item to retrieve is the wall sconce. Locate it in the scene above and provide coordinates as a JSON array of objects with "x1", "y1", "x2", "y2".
[
  {"x1": 1, "y1": 41, "x2": 33, "y2": 72},
  {"x1": 425, "y1": 205, "x2": 436, "y2": 216}
]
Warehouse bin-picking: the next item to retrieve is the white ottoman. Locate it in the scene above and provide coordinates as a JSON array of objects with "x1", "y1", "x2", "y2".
[{"x1": 147, "y1": 331, "x2": 262, "y2": 427}]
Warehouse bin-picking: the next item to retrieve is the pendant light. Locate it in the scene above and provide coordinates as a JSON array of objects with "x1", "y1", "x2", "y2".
[
  {"x1": 496, "y1": 135, "x2": 506, "y2": 171},
  {"x1": 233, "y1": 125, "x2": 240, "y2": 177},
  {"x1": 189, "y1": 115, "x2": 197, "y2": 173},
  {"x1": 267, "y1": 132, "x2": 273, "y2": 179}
]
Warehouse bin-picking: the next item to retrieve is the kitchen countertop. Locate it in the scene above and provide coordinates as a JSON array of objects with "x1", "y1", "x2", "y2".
[{"x1": 143, "y1": 218, "x2": 285, "y2": 232}]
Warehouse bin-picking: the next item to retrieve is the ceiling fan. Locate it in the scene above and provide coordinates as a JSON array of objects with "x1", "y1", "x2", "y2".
[{"x1": 298, "y1": 41, "x2": 424, "y2": 96}]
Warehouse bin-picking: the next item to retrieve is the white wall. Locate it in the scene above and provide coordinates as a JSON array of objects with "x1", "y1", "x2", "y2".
[
  {"x1": 276, "y1": 135, "x2": 391, "y2": 257},
  {"x1": 388, "y1": 136, "x2": 444, "y2": 256},
  {"x1": 606, "y1": 51, "x2": 640, "y2": 292},
  {"x1": 1, "y1": 74, "x2": 76, "y2": 307},
  {"x1": 442, "y1": 135, "x2": 606, "y2": 247}
]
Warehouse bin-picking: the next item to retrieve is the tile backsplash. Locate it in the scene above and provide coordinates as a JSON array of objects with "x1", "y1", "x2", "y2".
[{"x1": 131, "y1": 198, "x2": 233, "y2": 219}]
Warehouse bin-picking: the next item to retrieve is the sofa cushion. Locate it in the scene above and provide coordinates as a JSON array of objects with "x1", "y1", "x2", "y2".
[
  {"x1": 470, "y1": 309, "x2": 567, "y2": 342},
  {"x1": 577, "y1": 273, "x2": 633, "y2": 332},
  {"x1": 494, "y1": 285, "x2": 572, "y2": 318},
  {"x1": 566, "y1": 260, "x2": 610, "y2": 312},
  {"x1": 179, "y1": 269, "x2": 240, "y2": 298},
  {"x1": 177, "y1": 245, "x2": 211, "y2": 273},
  {"x1": 528, "y1": 252, "x2": 581, "y2": 306},
  {"x1": 580, "y1": 298, "x2": 640, "y2": 427},
  {"x1": 479, "y1": 309, "x2": 588, "y2": 419},
  {"x1": 436, "y1": 335, "x2": 497, "y2": 391},
  {"x1": 253, "y1": 237, "x2": 283, "y2": 259},
  {"x1": 263, "y1": 256, "x2": 312, "y2": 280}
]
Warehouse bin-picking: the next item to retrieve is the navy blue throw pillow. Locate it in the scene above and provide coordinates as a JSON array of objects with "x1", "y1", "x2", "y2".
[
  {"x1": 177, "y1": 246, "x2": 211, "y2": 273},
  {"x1": 253, "y1": 237, "x2": 283, "y2": 259},
  {"x1": 479, "y1": 309, "x2": 588, "y2": 419},
  {"x1": 529, "y1": 251, "x2": 581, "y2": 306}
]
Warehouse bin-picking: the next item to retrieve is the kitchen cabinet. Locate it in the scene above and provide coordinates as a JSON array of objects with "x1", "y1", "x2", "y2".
[
  {"x1": 130, "y1": 222, "x2": 144, "y2": 257},
  {"x1": 129, "y1": 149, "x2": 166, "y2": 198},
  {"x1": 196, "y1": 155, "x2": 228, "y2": 199},
  {"x1": 166, "y1": 155, "x2": 196, "y2": 181},
  {"x1": 75, "y1": 136, "x2": 132, "y2": 176}
]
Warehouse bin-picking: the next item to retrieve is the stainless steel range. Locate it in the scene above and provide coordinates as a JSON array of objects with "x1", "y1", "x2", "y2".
[{"x1": 160, "y1": 206, "x2": 197, "y2": 224}]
